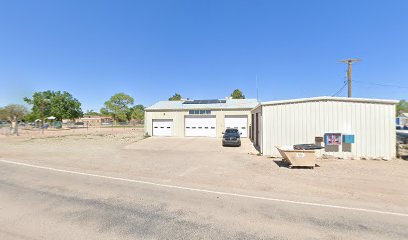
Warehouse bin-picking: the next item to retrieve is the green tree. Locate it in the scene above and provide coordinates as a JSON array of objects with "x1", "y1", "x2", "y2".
[
  {"x1": 84, "y1": 110, "x2": 101, "y2": 116},
  {"x1": 0, "y1": 104, "x2": 29, "y2": 135},
  {"x1": 130, "y1": 104, "x2": 145, "y2": 122},
  {"x1": 168, "y1": 93, "x2": 182, "y2": 101},
  {"x1": 230, "y1": 89, "x2": 245, "y2": 99},
  {"x1": 396, "y1": 100, "x2": 408, "y2": 116},
  {"x1": 101, "y1": 93, "x2": 134, "y2": 122},
  {"x1": 100, "y1": 107, "x2": 110, "y2": 116},
  {"x1": 24, "y1": 91, "x2": 83, "y2": 121}
]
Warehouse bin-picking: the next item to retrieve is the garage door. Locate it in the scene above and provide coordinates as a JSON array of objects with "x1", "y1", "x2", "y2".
[
  {"x1": 152, "y1": 120, "x2": 173, "y2": 136},
  {"x1": 224, "y1": 116, "x2": 248, "y2": 138},
  {"x1": 185, "y1": 116, "x2": 216, "y2": 137}
]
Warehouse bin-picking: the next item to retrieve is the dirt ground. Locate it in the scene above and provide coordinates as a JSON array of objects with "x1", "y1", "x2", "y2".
[
  {"x1": 0, "y1": 126, "x2": 144, "y2": 140},
  {"x1": 0, "y1": 128, "x2": 407, "y2": 212},
  {"x1": 0, "y1": 128, "x2": 407, "y2": 239}
]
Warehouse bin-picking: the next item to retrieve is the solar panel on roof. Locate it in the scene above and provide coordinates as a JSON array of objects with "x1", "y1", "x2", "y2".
[{"x1": 182, "y1": 99, "x2": 226, "y2": 104}]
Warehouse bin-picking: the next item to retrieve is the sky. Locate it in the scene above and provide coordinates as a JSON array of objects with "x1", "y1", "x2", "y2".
[{"x1": 0, "y1": 0, "x2": 407, "y2": 111}]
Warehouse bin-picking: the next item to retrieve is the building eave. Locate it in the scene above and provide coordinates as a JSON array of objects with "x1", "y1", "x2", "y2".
[{"x1": 259, "y1": 96, "x2": 398, "y2": 107}]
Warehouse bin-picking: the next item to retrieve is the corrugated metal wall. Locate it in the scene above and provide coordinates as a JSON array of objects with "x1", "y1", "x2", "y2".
[
  {"x1": 145, "y1": 109, "x2": 252, "y2": 138},
  {"x1": 258, "y1": 100, "x2": 396, "y2": 158}
]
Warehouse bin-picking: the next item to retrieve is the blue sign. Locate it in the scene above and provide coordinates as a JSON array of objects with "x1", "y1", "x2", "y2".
[{"x1": 342, "y1": 135, "x2": 355, "y2": 144}]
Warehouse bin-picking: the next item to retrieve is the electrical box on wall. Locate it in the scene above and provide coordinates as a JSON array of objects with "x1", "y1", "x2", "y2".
[
  {"x1": 324, "y1": 133, "x2": 342, "y2": 145},
  {"x1": 315, "y1": 137, "x2": 324, "y2": 146},
  {"x1": 342, "y1": 134, "x2": 355, "y2": 144}
]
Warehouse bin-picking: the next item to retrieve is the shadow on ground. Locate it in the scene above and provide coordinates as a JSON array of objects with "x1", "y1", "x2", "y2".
[
  {"x1": 273, "y1": 160, "x2": 289, "y2": 168},
  {"x1": 273, "y1": 160, "x2": 320, "y2": 169}
]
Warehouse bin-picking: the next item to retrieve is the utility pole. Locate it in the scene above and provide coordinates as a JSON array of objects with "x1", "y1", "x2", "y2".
[{"x1": 339, "y1": 58, "x2": 360, "y2": 97}]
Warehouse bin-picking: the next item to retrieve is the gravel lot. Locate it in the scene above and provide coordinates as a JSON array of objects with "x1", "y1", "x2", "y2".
[{"x1": 0, "y1": 128, "x2": 407, "y2": 239}]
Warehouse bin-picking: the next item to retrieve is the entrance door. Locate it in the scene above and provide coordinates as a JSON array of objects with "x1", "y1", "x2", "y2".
[
  {"x1": 255, "y1": 113, "x2": 259, "y2": 146},
  {"x1": 251, "y1": 114, "x2": 255, "y2": 140}
]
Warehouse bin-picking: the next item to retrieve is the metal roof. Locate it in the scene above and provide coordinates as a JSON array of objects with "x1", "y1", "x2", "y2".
[
  {"x1": 146, "y1": 99, "x2": 259, "y2": 111},
  {"x1": 259, "y1": 96, "x2": 398, "y2": 106}
]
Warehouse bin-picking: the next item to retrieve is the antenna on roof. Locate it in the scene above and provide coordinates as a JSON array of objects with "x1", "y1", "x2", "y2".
[{"x1": 256, "y1": 75, "x2": 259, "y2": 101}]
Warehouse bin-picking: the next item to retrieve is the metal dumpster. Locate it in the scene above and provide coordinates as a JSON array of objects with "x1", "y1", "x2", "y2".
[{"x1": 276, "y1": 146, "x2": 317, "y2": 169}]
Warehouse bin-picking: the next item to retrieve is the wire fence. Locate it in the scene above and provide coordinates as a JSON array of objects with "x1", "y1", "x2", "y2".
[
  {"x1": 0, "y1": 121, "x2": 144, "y2": 137},
  {"x1": 0, "y1": 123, "x2": 11, "y2": 135}
]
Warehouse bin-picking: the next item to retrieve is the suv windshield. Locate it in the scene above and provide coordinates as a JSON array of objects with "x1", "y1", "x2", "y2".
[{"x1": 225, "y1": 129, "x2": 239, "y2": 134}]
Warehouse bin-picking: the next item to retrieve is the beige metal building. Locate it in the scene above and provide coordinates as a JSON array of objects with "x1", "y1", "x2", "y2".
[
  {"x1": 251, "y1": 97, "x2": 398, "y2": 159},
  {"x1": 144, "y1": 99, "x2": 258, "y2": 138}
]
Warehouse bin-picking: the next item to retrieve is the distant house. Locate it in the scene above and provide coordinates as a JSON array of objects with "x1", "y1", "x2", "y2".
[
  {"x1": 76, "y1": 115, "x2": 113, "y2": 126},
  {"x1": 62, "y1": 119, "x2": 72, "y2": 124},
  {"x1": 396, "y1": 113, "x2": 408, "y2": 126}
]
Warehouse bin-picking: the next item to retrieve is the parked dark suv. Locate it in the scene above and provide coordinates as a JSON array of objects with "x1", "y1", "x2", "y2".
[{"x1": 222, "y1": 128, "x2": 241, "y2": 147}]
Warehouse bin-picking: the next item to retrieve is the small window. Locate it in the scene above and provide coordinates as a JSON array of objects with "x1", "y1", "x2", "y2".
[
  {"x1": 199, "y1": 110, "x2": 205, "y2": 114},
  {"x1": 167, "y1": 127, "x2": 170, "y2": 128},
  {"x1": 189, "y1": 110, "x2": 194, "y2": 114},
  {"x1": 186, "y1": 127, "x2": 190, "y2": 129},
  {"x1": 192, "y1": 127, "x2": 196, "y2": 129},
  {"x1": 198, "y1": 127, "x2": 202, "y2": 129},
  {"x1": 160, "y1": 127, "x2": 164, "y2": 128},
  {"x1": 211, "y1": 127, "x2": 215, "y2": 129},
  {"x1": 242, "y1": 127, "x2": 246, "y2": 129},
  {"x1": 206, "y1": 110, "x2": 211, "y2": 114},
  {"x1": 205, "y1": 127, "x2": 208, "y2": 129},
  {"x1": 154, "y1": 127, "x2": 158, "y2": 128},
  {"x1": 194, "y1": 110, "x2": 199, "y2": 114}
]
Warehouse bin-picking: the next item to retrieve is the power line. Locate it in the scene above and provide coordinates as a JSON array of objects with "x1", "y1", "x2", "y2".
[
  {"x1": 354, "y1": 80, "x2": 408, "y2": 89},
  {"x1": 331, "y1": 66, "x2": 348, "y2": 97},
  {"x1": 332, "y1": 81, "x2": 348, "y2": 97}
]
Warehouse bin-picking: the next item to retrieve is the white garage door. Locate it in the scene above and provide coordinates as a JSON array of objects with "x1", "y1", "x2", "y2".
[
  {"x1": 152, "y1": 120, "x2": 173, "y2": 136},
  {"x1": 225, "y1": 116, "x2": 248, "y2": 137},
  {"x1": 185, "y1": 116, "x2": 216, "y2": 137}
]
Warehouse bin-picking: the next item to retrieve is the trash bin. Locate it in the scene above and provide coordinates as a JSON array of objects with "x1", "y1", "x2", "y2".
[{"x1": 276, "y1": 146, "x2": 317, "y2": 169}]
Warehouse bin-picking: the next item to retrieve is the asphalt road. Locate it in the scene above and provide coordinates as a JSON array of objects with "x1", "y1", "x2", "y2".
[{"x1": 0, "y1": 160, "x2": 407, "y2": 240}]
